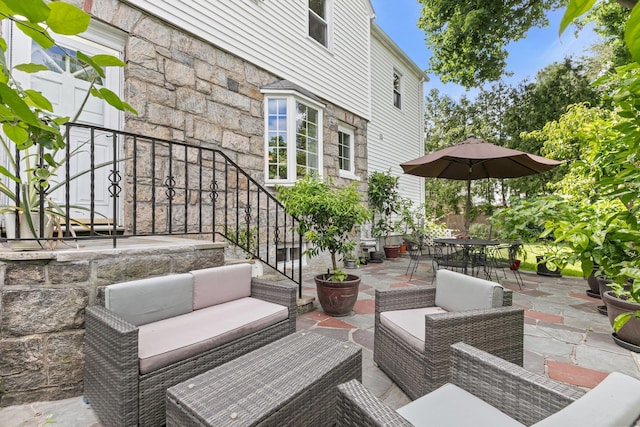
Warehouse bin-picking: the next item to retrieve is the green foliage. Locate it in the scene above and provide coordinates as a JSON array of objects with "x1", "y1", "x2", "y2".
[
  {"x1": 417, "y1": 0, "x2": 561, "y2": 88},
  {"x1": 0, "y1": 0, "x2": 136, "y2": 241},
  {"x1": 276, "y1": 175, "x2": 371, "y2": 271},
  {"x1": 328, "y1": 268, "x2": 348, "y2": 282},
  {"x1": 367, "y1": 170, "x2": 400, "y2": 245}
]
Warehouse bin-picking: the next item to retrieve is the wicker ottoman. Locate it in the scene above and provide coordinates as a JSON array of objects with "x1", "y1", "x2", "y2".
[{"x1": 166, "y1": 331, "x2": 362, "y2": 426}]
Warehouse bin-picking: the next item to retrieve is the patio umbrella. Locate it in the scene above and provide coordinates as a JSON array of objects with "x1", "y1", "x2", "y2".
[{"x1": 400, "y1": 136, "x2": 562, "y2": 235}]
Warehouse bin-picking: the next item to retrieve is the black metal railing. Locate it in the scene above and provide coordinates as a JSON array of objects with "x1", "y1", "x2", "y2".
[{"x1": 1, "y1": 123, "x2": 303, "y2": 293}]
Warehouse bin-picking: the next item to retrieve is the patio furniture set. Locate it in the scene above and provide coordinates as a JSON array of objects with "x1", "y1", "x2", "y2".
[{"x1": 83, "y1": 265, "x2": 640, "y2": 426}]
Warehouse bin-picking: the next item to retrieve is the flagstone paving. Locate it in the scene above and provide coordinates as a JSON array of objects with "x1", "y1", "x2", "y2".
[{"x1": 2, "y1": 256, "x2": 639, "y2": 426}]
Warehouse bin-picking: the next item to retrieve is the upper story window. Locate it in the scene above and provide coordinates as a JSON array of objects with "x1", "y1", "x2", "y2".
[
  {"x1": 309, "y1": 0, "x2": 330, "y2": 48},
  {"x1": 264, "y1": 94, "x2": 324, "y2": 184},
  {"x1": 338, "y1": 125, "x2": 358, "y2": 180},
  {"x1": 393, "y1": 70, "x2": 402, "y2": 109}
]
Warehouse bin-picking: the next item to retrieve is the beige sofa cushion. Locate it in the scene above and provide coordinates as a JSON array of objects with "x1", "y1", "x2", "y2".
[
  {"x1": 191, "y1": 263, "x2": 252, "y2": 310},
  {"x1": 397, "y1": 383, "x2": 525, "y2": 427},
  {"x1": 380, "y1": 306, "x2": 447, "y2": 350},
  {"x1": 435, "y1": 269, "x2": 503, "y2": 312},
  {"x1": 531, "y1": 372, "x2": 640, "y2": 427},
  {"x1": 137, "y1": 297, "x2": 287, "y2": 374},
  {"x1": 105, "y1": 274, "x2": 194, "y2": 326}
]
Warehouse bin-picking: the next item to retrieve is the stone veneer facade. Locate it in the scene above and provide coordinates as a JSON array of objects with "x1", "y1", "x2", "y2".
[
  {"x1": 0, "y1": 240, "x2": 225, "y2": 406},
  {"x1": 0, "y1": 0, "x2": 370, "y2": 406}
]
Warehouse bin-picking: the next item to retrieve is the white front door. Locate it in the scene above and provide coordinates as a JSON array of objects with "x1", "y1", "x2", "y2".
[{"x1": 6, "y1": 22, "x2": 125, "y2": 225}]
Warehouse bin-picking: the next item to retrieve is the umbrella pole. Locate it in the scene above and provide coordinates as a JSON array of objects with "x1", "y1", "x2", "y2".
[{"x1": 465, "y1": 178, "x2": 471, "y2": 237}]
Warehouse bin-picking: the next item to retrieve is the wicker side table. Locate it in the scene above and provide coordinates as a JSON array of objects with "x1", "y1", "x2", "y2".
[{"x1": 166, "y1": 331, "x2": 362, "y2": 426}]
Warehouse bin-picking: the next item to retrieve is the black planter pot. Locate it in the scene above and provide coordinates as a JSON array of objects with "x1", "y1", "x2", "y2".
[
  {"x1": 536, "y1": 256, "x2": 562, "y2": 277},
  {"x1": 369, "y1": 251, "x2": 384, "y2": 263},
  {"x1": 602, "y1": 290, "x2": 640, "y2": 352}
]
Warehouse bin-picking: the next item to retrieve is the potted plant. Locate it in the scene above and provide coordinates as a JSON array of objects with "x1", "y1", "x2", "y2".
[
  {"x1": 277, "y1": 175, "x2": 371, "y2": 316},
  {"x1": 368, "y1": 170, "x2": 401, "y2": 258},
  {"x1": 0, "y1": 1, "x2": 135, "y2": 250}
]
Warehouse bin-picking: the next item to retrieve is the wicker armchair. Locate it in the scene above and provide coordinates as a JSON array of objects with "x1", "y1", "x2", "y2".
[
  {"x1": 374, "y1": 269, "x2": 524, "y2": 400},
  {"x1": 339, "y1": 342, "x2": 640, "y2": 426},
  {"x1": 84, "y1": 272, "x2": 297, "y2": 427}
]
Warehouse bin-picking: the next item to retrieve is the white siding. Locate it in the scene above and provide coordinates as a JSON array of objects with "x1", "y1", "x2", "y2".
[
  {"x1": 124, "y1": 0, "x2": 372, "y2": 119},
  {"x1": 369, "y1": 24, "x2": 424, "y2": 206}
]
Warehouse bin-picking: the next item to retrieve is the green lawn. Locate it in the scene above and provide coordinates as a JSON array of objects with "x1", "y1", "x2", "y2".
[{"x1": 518, "y1": 243, "x2": 584, "y2": 278}]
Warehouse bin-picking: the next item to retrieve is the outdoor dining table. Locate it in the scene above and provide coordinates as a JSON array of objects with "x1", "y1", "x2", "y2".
[{"x1": 433, "y1": 238, "x2": 500, "y2": 275}]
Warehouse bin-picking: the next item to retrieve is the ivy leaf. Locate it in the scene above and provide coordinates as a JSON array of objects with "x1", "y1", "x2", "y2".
[
  {"x1": 16, "y1": 21, "x2": 54, "y2": 49},
  {"x1": 24, "y1": 89, "x2": 53, "y2": 112},
  {"x1": 90, "y1": 54, "x2": 126, "y2": 68},
  {"x1": 1, "y1": 0, "x2": 50, "y2": 23},
  {"x1": 46, "y1": 2, "x2": 89, "y2": 35},
  {"x1": 91, "y1": 87, "x2": 138, "y2": 114},
  {"x1": 613, "y1": 311, "x2": 633, "y2": 332},
  {"x1": 77, "y1": 51, "x2": 105, "y2": 79},
  {"x1": 625, "y1": 3, "x2": 640, "y2": 64},
  {"x1": 2, "y1": 123, "x2": 28, "y2": 144},
  {"x1": 0, "y1": 82, "x2": 39, "y2": 125},
  {"x1": 14, "y1": 63, "x2": 49, "y2": 73},
  {"x1": 559, "y1": 0, "x2": 597, "y2": 36}
]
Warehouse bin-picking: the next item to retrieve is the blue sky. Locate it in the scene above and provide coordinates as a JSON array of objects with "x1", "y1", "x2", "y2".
[{"x1": 370, "y1": 0, "x2": 602, "y2": 99}]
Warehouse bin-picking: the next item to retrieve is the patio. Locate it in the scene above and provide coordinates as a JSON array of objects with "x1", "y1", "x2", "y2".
[{"x1": 1, "y1": 255, "x2": 639, "y2": 426}]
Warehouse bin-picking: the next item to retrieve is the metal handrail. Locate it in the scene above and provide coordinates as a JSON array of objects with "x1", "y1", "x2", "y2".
[{"x1": 1, "y1": 123, "x2": 303, "y2": 294}]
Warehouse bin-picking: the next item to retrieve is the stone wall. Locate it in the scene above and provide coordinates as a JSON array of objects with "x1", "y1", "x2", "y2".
[
  {"x1": 91, "y1": 1, "x2": 368, "y2": 192},
  {"x1": 0, "y1": 239, "x2": 225, "y2": 406}
]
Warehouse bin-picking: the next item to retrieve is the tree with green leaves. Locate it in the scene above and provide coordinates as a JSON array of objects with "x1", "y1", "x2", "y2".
[{"x1": 418, "y1": 0, "x2": 639, "y2": 88}]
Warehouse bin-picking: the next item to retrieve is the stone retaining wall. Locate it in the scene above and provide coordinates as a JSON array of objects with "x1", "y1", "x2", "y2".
[{"x1": 0, "y1": 238, "x2": 226, "y2": 406}]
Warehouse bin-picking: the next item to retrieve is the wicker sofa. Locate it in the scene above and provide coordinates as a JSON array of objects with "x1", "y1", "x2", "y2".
[
  {"x1": 83, "y1": 263, "x2": 297, "y2": 427},
  {"x1": 338, "y1": 342, "x2": 640, "y2": 426},
  {"x1": 374, "y1": 268, "x2": 524, "y2": 399}
]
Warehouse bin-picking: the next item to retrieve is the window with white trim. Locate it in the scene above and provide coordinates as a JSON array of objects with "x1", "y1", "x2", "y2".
[
  {"x1": 338, "y1": 125, "x2": 357, "y2": 179},
  {"x1": 264, "y1": 95, "x2": 324, "y2": 184},
  {"x1": 309, "y1": 0, "x2": 331, "y2": 47},
  {"x1": 393, "y1": 70, "x2": 402, "y2": 109}
]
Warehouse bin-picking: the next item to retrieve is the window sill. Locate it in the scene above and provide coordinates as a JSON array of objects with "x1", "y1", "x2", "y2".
[{"x1": 339, "y1": 171, "x2": 360, "y2": 181}]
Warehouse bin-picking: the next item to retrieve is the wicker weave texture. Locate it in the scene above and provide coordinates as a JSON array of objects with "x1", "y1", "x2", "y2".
[
  {"x1": 166, "y1": 331, "x2": 362, "y2": 427},
  {"x1": 337, "y1": 342, "x2": 587, "y2": 427},
  {"x1": 374, "y1": 286, "x2": 524, "y2": 400},
  {"x1": 450, "y1": 343, "x2": 583, "y2": 425},
  {"x1": 84, "y1": 278, "x2": 298, "y2": 427}
]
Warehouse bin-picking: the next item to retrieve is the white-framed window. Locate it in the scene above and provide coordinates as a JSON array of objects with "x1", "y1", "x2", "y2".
[
  {"x1": 263, "y1": 94, "x2": 324, "y2": 184},
  {"x1": 308, "y1": 0, "x2": 332, "y2": 48},
  {"x1": 393, "y1": 70, "x2": 402, "y2": 109},
  {"x1": 338, "y1": 125, "x2": 358, "y2": 180}
]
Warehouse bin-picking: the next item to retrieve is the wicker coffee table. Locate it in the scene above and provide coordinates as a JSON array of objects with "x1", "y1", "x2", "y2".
[{"x1": 166, "y1": 331, "x2": 362, "y2": 426}]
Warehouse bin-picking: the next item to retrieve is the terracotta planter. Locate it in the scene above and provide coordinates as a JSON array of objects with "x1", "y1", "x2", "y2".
[
  {"x1": 383, "y1": 245, "x2": 400, "y2": 259},
  {"x1": 399, "y1": 243, "x2": 407, "y2": 254},
  {"x1": 315, "y1": 273, "x2": 360, "y2": 317},
  {"x1": 602, "y1": 291, "x2": 640, "y2": 350}
]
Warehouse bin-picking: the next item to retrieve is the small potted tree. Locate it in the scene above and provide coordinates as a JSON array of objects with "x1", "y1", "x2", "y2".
[
  {"x1": 277, "y1": 176, "x2": 371, "y2": 316},
  {"x1": 368, "y1": 170, "x2": 401, "y2": 258}
]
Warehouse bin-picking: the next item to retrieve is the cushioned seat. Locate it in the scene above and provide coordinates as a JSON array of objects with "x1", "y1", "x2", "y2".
[
  {"x1": 397, "y1": 383, "x2": 525, "y2": 427},
  {"x1": 374, "y1": 269, "x2": 524, "y2": 398},
  {"x1": 338, "y1": 343, "x2": 640, "y2": 427},
  {"x1": 138, "y1": 297, "x2": 288, "y2": 373}
]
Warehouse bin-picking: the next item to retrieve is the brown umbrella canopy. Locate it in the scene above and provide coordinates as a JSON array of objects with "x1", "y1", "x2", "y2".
[
  {"x1": 400, "y1": 137, "x2": 561, "y2": 180},
  {"x1": 401, "y1": 137, "x2": 562, "y2": 235}
]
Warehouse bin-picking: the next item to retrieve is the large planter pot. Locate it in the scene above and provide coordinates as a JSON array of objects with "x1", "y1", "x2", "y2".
[
  {"x1": 536, "y1": 255, "x2": 562, "y2": 277},
  {"x1": 315, "y1": 273, "x2": 360, "y2": 317},
  {"x1": 602, "y1": 290, "x2": 640, "y2": 351},
  {"x1": 369, "y1": 251, "x2": 384, "y2": 263},
  {"x1": 586, "y1": 267, "x2": 601, "y2": 298},
  {"x1": 383, "y1": 245, "x2": 400, "y2": 259},
  {"x1": 3, "y1": 211, "x2": 53, "y2": 251}
]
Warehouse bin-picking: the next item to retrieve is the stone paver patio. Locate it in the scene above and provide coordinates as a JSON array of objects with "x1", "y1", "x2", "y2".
[{"x1": 1, "y1": 255, "x2": 639, "y2": 426}]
